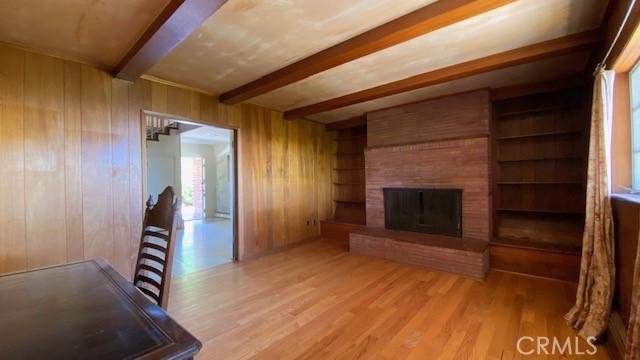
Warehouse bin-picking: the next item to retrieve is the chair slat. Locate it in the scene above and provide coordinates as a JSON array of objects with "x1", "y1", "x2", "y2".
[
  {"x1": 136, "y1": 275, "x2": 162, "y2": 290},
  {"x1": 141, "y1": 241, "x2": 167, "y2": 253},
  {"x1": 137, "y1": 286, "x2": 161, "y2": 302},
  {"x1": 139, "y1": 263, "x2": 164, "y2": 277},
  {"x1": 140, "y1": 252, "x2": 166, "y2": 266},
  {"x1": 144, "y1": 230, "x2": 170, "y2": 241}
]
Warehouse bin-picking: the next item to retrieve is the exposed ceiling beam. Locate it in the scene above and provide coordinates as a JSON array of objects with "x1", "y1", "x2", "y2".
[
  {"x1": 284, "y1": 30, "x2": 600, "y2": 119},
  {"x1": 113, "y1": 0, "x2": 228, "y2": 81},
  {"x1": 218, "y1": 0, "x2": 516, "y2": 104}
]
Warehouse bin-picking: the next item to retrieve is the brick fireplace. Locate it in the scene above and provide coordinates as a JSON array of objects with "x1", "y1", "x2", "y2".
[{"x1": 349, "y1": 90, "x2": 491, "y2": 278}]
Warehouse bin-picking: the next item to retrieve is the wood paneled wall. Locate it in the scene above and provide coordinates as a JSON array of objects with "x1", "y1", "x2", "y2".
[{"x1": 0, "y1": 44, "x2": 332, "y2": 278}]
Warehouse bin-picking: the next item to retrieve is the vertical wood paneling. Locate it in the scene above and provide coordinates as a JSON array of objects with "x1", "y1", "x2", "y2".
[
  {"x1": 81, "y1": 65, "x2": 114, "y2": 262},
  {"x1": 64, "y1": 61, "x2": 84, "y2": 262},
  {"x1": 199, "y1": 93, "x2": 218, "y2": 126},
  {"x1": 0, "y1": 44, "x2": 26, "y2": 273},
  {"x1": 167, "y1": 86, "x2": 192, "y2": 119},
  {"x1": 150, "y1": 82, "x2": 167, "y2": 113},
  {"x1": 128, "y1": 79, "x2": 150, "y2": 278},
  {"x1": 0, "y1": 45, "x2": 332, "y2": 273},
  {"x1": 23, "y1": 53, "x2": 67, "y2": 268},
  {"x1": 111, "y1": 79, "x2": 132, "y2": 279}
]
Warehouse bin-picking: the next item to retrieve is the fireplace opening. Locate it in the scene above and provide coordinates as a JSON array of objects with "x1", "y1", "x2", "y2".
[{"x1": 383, "y1": 188, "x2": 462, "y2": 237}]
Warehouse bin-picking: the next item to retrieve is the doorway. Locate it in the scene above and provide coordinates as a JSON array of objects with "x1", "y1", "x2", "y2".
[{"x1": 144, "y1": 113, "x2": 237, "y2": 277}]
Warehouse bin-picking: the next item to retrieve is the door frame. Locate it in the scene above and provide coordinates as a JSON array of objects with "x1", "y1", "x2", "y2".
[{"x1": 140, "y1": 110, "x2": 240, "y2": 261}]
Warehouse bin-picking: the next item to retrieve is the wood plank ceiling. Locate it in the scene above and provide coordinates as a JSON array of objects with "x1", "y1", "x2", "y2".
[{"x1": 0, "y1": 0, "x2": 609, "y2": 124}]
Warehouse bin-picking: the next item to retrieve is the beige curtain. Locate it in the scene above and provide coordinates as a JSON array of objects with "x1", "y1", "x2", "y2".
[{"x1": 565, "y1": 68, "x2": 615, "y2": 339}]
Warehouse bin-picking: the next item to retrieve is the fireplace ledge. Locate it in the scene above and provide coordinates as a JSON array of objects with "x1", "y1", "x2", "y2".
[{"x1": 349, "y1": 227, "x2": 489, "y2": 279}]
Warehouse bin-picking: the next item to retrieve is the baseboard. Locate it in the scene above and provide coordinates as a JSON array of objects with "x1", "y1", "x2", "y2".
[
  {"x1": 606, "y1": 311, "x2": 627, "y2": 360},
  {"x1": 240, "y1": 235, "x2": 321, "y2": 261}
]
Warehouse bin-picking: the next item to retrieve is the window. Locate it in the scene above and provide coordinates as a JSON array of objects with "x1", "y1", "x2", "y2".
[{"x1": 632, "y1": 63, "x2": 640, "y2": 190}]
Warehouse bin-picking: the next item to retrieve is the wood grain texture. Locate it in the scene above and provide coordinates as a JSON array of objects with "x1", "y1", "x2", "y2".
[
  {"x1": 489, "y1": 243, "x2": 580, "y2": 282},
  {"x1": 367, "y1": 90, "x2": 490, "y2": 147},
  {"x1": 63, "y1": 61, "x2": 84, "y2": 262},
  {"x1": 167, "y1": 238, "x2": 610, "y2": 360},
  {"x1": 0, "y1": 45, "x2": 332, "y2": 275},
  {"x1": 219, "y1": 0, "x2": 515, "y2": 104},
  {"x1": 81, "y1": 65, "x2": 115, "y2": 263},
  {"x1": 113, "y1": 0, "x2": 229, "y2": 81},
  {"x1": 111, "y1": 79, "x2": 132, "y2": 278},
  {"x1": 0, "y1": 44, "x2": 26, "y2": 273},
  {"x1": 23, "y1": 52, "x2": 67, "y2": 268},
  {"x1": 283, "y1": 30, "x2": 600, "y2": 119}
]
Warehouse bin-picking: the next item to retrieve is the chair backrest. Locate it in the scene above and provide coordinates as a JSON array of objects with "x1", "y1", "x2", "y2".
[{"x1": 134, "y1": 186, "x2": 179, "y2": 309}]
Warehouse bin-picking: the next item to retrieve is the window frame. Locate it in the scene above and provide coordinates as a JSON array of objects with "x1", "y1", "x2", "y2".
[{"x1": 631, "y1": 60, "x2": 640, "y2": 191}]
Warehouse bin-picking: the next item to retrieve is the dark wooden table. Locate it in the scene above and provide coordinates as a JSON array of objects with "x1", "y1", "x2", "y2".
[{"x1": 0, "y1": 259, "x2": 201, "y2": 359}]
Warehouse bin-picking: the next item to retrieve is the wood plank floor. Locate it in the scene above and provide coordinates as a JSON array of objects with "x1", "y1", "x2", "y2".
[{"x1": 168, "y1": 238, "x2": 609, "y2": 359}]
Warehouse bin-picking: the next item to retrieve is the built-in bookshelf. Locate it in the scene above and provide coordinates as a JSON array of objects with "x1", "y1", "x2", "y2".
[
  {"x1": 492, "y1": 87, "x2": 590, "y2": 253},
  {"x1": 330, "y1": 125, "x2": 367, "y2": 225}
]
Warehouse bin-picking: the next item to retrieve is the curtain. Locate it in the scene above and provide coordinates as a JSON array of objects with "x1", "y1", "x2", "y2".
[{"x1": 565, "y1": 68, "x2": 616, "y2": 339}]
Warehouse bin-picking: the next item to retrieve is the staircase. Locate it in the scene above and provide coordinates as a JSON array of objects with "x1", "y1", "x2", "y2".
[{"x1": 146, "y1": 116, "x2": 179, "y2": 141}]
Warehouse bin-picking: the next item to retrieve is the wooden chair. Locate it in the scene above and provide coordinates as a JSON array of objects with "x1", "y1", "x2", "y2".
[{"x1": 134, "y1": 186, "x2": 179, "y2": 309}]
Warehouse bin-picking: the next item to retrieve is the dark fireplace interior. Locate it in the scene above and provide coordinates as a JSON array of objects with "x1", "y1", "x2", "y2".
[{"x1": 383, "y1": 188, "x2": 462, "y2": 237}]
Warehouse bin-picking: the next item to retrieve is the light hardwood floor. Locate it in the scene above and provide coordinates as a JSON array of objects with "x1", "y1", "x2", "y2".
[{"x1": 168, "y1": 238, "x2": 609, "y2": 359}]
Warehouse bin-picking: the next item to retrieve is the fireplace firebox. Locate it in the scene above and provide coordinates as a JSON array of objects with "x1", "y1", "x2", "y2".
[{"x1": 383, "y1": 188, "x2": 462, "y2": 237}]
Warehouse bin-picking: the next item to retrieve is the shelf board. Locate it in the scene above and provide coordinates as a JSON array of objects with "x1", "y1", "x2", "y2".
[
  {"x1": 334, "y1": 200, "x2": 365, "y2": 205},
  {"x1": 497, "y1": 181, "x2": 584, "y2": 185},
  {"x1": 332, "y1": 167, "x2": 365, "y2": 171},
  {"x1": 332, "y1": 153, "x2": 364, "y2": 156},
  {"x1": 333, "y1": 182, "x2": 364, "y2": 186},
  {"x1": 497, "y1": 156, "x2": 582, "y2": 163},
  {"x1": 496, "y1": 129, "x2": 581, "y2": 140},
  {"x1": 497, "y1": 104, "x2": 571, "y2": 117},
  {"x1": 491, "y1": 237, "x2": 581, "y2": 255},
  {"x1": 497, "y1": 208, "x2": 584, "y2": 215}
]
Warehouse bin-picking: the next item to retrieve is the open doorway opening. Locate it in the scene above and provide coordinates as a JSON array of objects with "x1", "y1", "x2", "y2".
[{"x1": 144, "y1": 114, "x2": 236, "y2": 277}]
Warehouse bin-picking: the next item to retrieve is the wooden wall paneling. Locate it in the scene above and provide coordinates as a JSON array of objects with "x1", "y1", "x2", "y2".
[
  {"x1": 0, "y1": 45, "x2": 27, "y2": 273},
  {"x1": 270, "y1": 108, "x2": 286, "y2": 249},
  {"x1": 0, "y1": 44, "x2": 333, "y2": 272},
  {"x1": 23, "y1": 53, "x2": 67, "y2": 268},
  {"x1": 198, "y1": 93, "x2": 219, "y2": 127},
  {"x1": 167, "y1": 86, "x2": 194, "y2": 120},
  {"x1": 63, "y1": 60, "x2": 84, "y2": 262},
  {"x1": 150, "y1": 81, "x2": 168, "y2": 113},
  {"x1": 239, "y1": 104, "x2": 273, "y2": 257},
  {"x1": 284, "y1": 117, "x2": 305, "y2": 244},
  {"x1": 111, "y1": 79, "x2": 133, "y2": 279},
  {"x1": 128, "y1": 79, "x2": 151, "y2": 279},
  {"x1": 81, "y1": 65, "x2": 114, "y2": 263}
]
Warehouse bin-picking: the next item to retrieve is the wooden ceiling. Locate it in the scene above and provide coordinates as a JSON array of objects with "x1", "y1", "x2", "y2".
[{"x1": 0, "y1": 0, "x2": 610, "y2": 123}]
